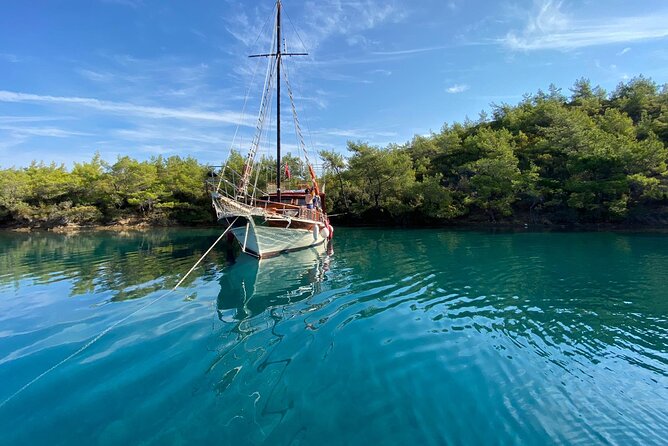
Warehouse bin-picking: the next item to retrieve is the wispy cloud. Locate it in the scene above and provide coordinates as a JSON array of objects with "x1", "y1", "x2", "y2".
[
  {"x1": 371, "y1": 45, "x2": 450, "y2": 56},
  {"x1": 313, "y1": 127, "x2": 398, "y2": 142},
  {"x1": 0, "y1": 134, "x2": 28, "y2": 154},
  {"x1": 0, "y1": 115, "x2": 75, "y2": 123},
  {"x1": 0, "y1": 125, "x2": 90, "y2": 138},
  {"x1": 0, "y1": 90, "x2": 251, "y2": 125},
  {"x1": 114, "y1": 125, "x2": 231, "y2": 146},
  {"x1": 223, "y1": 0, "x2": 406, "y2": 58},
  {"x1": 302, "y1": 0, "x2": 403, "y2": 50},
  {"x1": 100, "y1": 0, "x2": 143, "y2": 8},
  {"x1": 345, "y1": 34, "x2": 379, "y2": 48},
  {"x1": 0, "y1": 53, "x2": 21, "y2": 63},
  {"x1": 502, "y1": 0, "x2": 668, "y2": 51},
  {"x1": 618, "y1": 47, "x2": 631, "y2": 56},
  {"x1": 446, "y1": 84, "x2": 469, "y2": 94},
  {"x1": 370, "y1": 69, "x2": 392, "y2": 76},
  {"x1": 190, "y1": 29, "x2": 207, "y2": 41},
  {"x1": 318, "y1": 72, "x2": 373, "y2": 84},
  {"x1": 224, "y1": 7, "x2": 275, "y2": 48},
  {"x1": 77, "y1": 68, "x2": 116, "y2": 83}
]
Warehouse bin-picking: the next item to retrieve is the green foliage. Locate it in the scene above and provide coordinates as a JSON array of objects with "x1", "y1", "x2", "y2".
[
  {"x1": 320, "y1": 149, "x2": 349, "y2": 212},
  {"x1": 0, "y1": 169, "x2": 31, "y2": 217},
  {"x1": 411, "y1": 174, "x2": 461, "y2": 219},
  {"x1": 345, "y1": 142, "x2": 415, "y2": 215},
  {"x1": 0, "y1": 155, "x2": 213, "y2": 228},
  {"x1": 2, "y1": 75, "x2": 667, "y2": 228},
  {"x1": 320, "y1": 76, "x2": 668, "y2": 225},
  {"x1": 159, "y1": 156, "x2": 208, "y2": 202}
]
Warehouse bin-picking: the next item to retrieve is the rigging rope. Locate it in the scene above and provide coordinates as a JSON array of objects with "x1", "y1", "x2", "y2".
[
  {"x1": 281, "y1": 58, "x2": 321, "y2": 193},
  {"x1": 282, "y1": 5, "x2": 321, "y2": 175},
  {"x1": 217, "y1": 4, "x2": 277, "y2": 193},
  {"x1": 0, "y1": 218, "x2": 239, "y2": 411},
  {"x1": 238, "y1": 41, "x2": 278, "y2": 197}
]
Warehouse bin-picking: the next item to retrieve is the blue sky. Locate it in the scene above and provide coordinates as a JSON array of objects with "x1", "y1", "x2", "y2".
[{"x1": 1, "y1": 0, "x2": 668, "y2": 168}]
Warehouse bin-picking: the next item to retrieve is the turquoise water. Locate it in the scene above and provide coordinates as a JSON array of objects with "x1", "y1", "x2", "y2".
[{"x1": 0, "y1": 228, "x2": 667, "y2": 445}]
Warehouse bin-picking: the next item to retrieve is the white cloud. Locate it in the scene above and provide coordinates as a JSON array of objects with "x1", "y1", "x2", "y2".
[
  {"x1": 0, "y1": 125, "x2": 90, "y2": 138},
  {"x1": 323, "y1": 128, "x2": 397, "y2": 138},
  {"x1": 0, "y1": 90, "x2": 251, "y2": 125},
  {"x1": 230, "y1": 0, "x2": 408, "y2": 53},
  {"x1": 0, "y1": 134, "x2": 28, "y2": 153},
  {"x1": 114, "y1": 125, "x2": 231, "y2": 146},
  {"x1": 618, "y1": 47, "x2": 631, "y2": 56},
  {"x1": 318, "y1": 72, "x2": 373, "y2": 84},
  {"x1": 502, "y1": 0, "x2": 668, "y2": 51},
  {"x1": 77, "y1": 69, "x2": 115, "y2": 83},
  {"x1": 100, "y1": 0, "x2": 143, "y2": 8},
  {"x1": 0, "y1": 115, "x2": 75, "y2": 123},
  {"x1": 446, "y1": 84, "x2": 469, "y2": 94},
  {"x1": 372, "y1": 45, "x2": 450, "y2": 56},
  {"x1": 307, "y1": 0, "x2": 402, "y2": 40},
  {"x1": 0, "y1": 53, "x2": 20, "y2": 63},
  {"x1": 370, "y1": 69, "x2": 392, "y2": 76}
]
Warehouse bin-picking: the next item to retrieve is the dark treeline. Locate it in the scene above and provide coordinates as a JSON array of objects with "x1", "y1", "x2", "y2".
[
  {"x1": 322, "y1": 76, "x2": 668, "y2": 225},
  {"x1": 1, "y1": 76, "x2": 667, "y2": 228}
]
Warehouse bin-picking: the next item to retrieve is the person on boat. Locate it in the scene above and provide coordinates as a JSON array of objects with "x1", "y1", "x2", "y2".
[
  {"x1": 313, "y1": 191, "x2": 321, "y2": 209},
  {"x1": 305, "y1": 188, "x2": 314, "y2": 209}
]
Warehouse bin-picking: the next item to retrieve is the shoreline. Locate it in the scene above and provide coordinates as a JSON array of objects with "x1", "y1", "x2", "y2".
[
  {"x1": 1, "y1": 221, "x2": 219, "y2": 233},
  {"x1": 2, "y1": 220, "x2": 667, "y2": 233}
]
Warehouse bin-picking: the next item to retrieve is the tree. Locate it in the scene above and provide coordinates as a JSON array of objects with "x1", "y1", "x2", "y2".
[
  {"x1": 461, "y1": 128, "x2": 521, "y2": 221},
  {"x1": 108, "y1": 156, "x2": 162, "y2": 214},
  {"x1": 159, "y1": 156, "x2": 208, "y2": 202},
  {"x1": 0, "y1": 168, "x2": 31, "y2": 222},
  {"x1": 346, "y1": 142, "x2": 415, "y2": 215},
  {"x1": 411, "y1": 174, "x2": 461, "y2": 219},
  {"x1": 570, "y1": 77, "x2": 606, "y2": 115},
  {"x1": 70, "y1": 153, "x2": 108, "y2": 207},
  {"x1": 320, "y1": 149, "x2": 349, "y2": 212},
  {"x1": 610, "y1": 76, "x2": 659, "y2": 123}
]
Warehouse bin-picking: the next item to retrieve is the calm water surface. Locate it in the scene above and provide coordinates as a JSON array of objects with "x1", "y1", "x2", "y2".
[{"x1": 0, "y1": 228, "x2": 667, "y2": 445}]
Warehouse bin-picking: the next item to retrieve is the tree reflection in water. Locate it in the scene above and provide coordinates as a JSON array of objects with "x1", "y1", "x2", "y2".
[{"x1": 0, "y1": 229, "x2": 229, "y2": 301}]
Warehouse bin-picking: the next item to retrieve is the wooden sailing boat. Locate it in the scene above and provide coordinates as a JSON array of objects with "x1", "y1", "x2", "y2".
[{"x1": 210, "y1": 0, "x2": 333, "y2": 259}]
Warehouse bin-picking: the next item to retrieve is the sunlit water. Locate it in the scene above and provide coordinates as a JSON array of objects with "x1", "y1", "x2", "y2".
[{"x1": 0, "y1": 228, "x2": 667, "y2": 445}]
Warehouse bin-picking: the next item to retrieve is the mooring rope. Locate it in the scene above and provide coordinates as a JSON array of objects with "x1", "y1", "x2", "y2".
[{"x1": 0, "y1": 218, "x2": 239, "y2": 410}]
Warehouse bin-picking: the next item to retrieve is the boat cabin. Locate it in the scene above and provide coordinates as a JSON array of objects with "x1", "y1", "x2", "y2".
[{"x1": 262, "y1": 189, "x2": 326, "y2": 211}]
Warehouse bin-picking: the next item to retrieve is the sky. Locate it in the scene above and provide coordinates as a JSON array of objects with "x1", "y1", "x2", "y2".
[{"x1": 1, "y1": 0, "x2": 668, "y2": 168}]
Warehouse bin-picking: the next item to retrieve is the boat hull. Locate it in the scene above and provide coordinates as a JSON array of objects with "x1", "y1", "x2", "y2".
[{"x1": 225, "y1": 215, "x2": 327, "y2": 258}]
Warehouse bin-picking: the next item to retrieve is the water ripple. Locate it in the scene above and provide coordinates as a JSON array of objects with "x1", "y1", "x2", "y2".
[{"x1": 1, "y1": 229, "x2": 667, "y2": 445}]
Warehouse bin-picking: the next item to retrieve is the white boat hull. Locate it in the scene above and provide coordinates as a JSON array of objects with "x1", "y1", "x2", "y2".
[{"x1": 229, "y1": 216, "x2": 327, "y2": 258}]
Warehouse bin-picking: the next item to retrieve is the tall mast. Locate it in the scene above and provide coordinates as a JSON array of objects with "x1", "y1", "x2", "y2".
[
  {"x1": 276, "y1": 0, "x2": 282, "y2": 203},
  {"x1": 248, "y1": 0, "x2": 307, "y2": 202}
]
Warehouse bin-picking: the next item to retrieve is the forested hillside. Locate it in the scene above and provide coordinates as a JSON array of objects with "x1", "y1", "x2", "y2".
[
  {"x1": 0, "y1": 155, "x2": 213, "y2": 227},
  {"x1": 322, "y1": 76, "x2": 668, "y2": 225},
  {"x1": 1, "y1": 76, "x2": 667, "y2": 228}
]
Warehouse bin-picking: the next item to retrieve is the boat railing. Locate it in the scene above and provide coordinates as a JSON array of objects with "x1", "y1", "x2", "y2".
[
  {"x1": 207, "y1": 166, "x2": 327, "y2": 224},
  {"x1": 248, "y1": 198, "x2": 326, "y2": 223},
  {"x1": 206, "y1": 165, "x2": 271, "y2": 203}
]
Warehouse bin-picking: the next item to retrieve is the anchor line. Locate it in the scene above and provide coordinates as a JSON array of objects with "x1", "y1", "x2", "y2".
[{"x1": 0, "y1": 217, "x2": 239, "y2": 410}]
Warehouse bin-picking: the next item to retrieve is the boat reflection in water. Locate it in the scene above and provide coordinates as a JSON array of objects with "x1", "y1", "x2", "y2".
[{"x1": 217, "y1": 243, "x2": 331, "y2": 322}]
